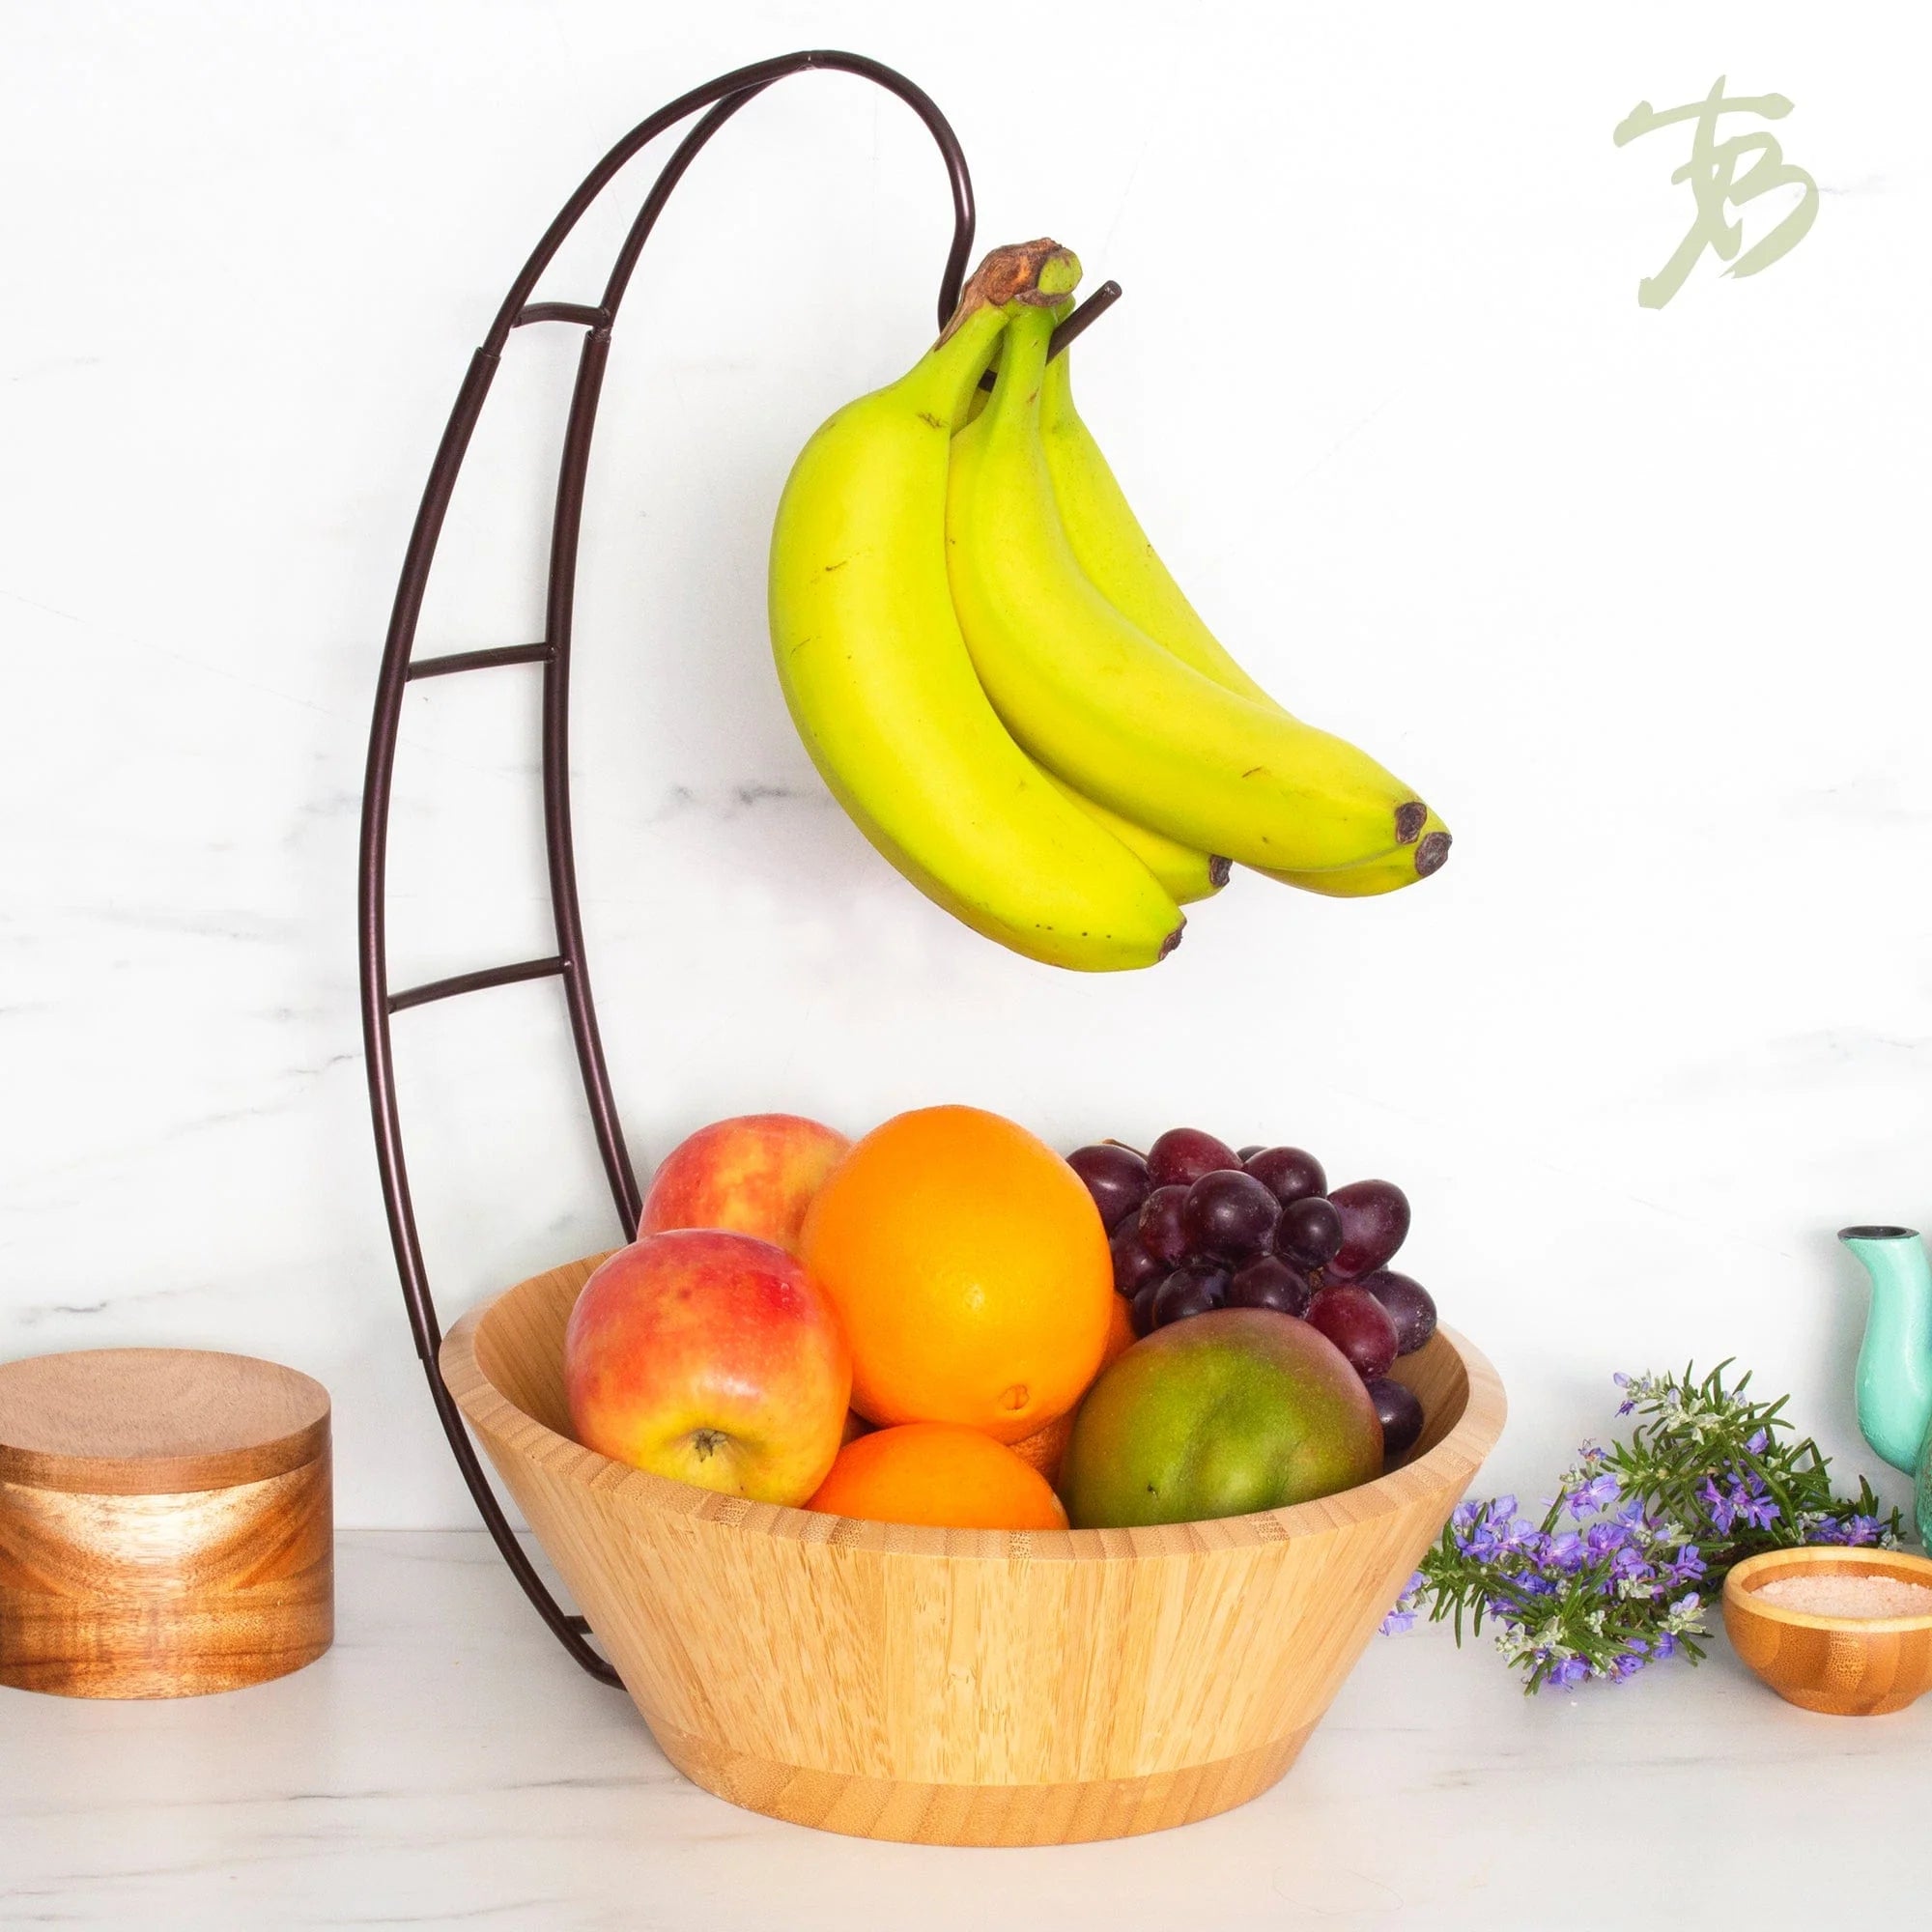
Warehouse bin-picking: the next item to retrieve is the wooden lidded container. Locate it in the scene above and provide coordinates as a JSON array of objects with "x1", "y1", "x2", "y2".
[{"x1": 0, "y1": 1348, "x2": 333, "y2": 1698}]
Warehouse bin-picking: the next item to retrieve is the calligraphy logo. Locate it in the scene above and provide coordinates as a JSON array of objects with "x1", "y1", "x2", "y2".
[{"x1": 1613, "y1": 76, "x2": 1818, "y2": 309}]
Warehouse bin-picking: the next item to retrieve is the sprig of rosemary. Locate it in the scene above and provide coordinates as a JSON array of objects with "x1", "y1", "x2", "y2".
[{"x1": 1379, "y1": 1362, "x2": 1905, "y2": 1692}]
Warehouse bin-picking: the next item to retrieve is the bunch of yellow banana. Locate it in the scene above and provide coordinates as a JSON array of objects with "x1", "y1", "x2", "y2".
[{"x1": 768, "y1": 240, "x2": 1448, "y2": 971}]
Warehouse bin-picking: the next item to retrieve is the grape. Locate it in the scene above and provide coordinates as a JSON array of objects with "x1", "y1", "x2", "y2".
[
  {"x1": 1359, "y1": 1269, "x2": 1436, "y2": 1355},
  {"x1": 1130, "y1": 1275, "x2": 1162, "y2": 1338},
  {"x1": 1152, "y1": 1264, "x2": 1229, "y2": 1327},
  {"x1": 1146, "y1": 1128, "x2": 1241, "y2": 1189},
  {"x1": 1136, "y1": 1184, "x2": 1192, "y2": 1264},
  {"x1": 1180, "y1": 1170, "x2": 1279, "y2": 1263},
  {"x1": 1236, "y1": 1144, "x2": 1265, "y2": 1161},
  {"x1": 1226, "y1": 1255, "x2": 1314, "y2": 1318},
  {"x1": 1306, "y1": 1286, "x2": 1399, "y2": 1380},
  {"x1": 1067, "y1": 1143, "x2": 1151, "y2": 1232},
  {"x1": 1242, "y1": 1145, "x2": 1327, "y2": 1206},
  {"x1": 1367, "y1": 1377, "x2": 1424, "y2": 1462},
  {"x1": 1327, "y1": 1179, "x2": 1410, "y2": 1280},
  {"x1": 1110, "y1": 1225, "x2": 1167, "y2": 1301},
  {"x1": 1275, "y1": 1194, "x2": 1343, "y2": 1268}
]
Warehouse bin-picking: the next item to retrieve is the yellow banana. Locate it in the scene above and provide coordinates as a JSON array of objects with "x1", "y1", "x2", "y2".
[
  {"x1": 768, "y1": 243, "x2": 1184, "y2": 972},
  {"x1": 1039, "y1": 769, "x2": 1230, "y2": 904},
  {"x1": 978, "y1": 320, "x2": 1227, "y2": 905},
  {"x1": 1037, "y1": 322, "x2": 1448, "y2": 895},
  {"x1": 1037, "y1": 332, "x2": 1275, "y2": 708},
  {"x1": 1266, "y1": 808, "x2": 1452, "y2": 895},
  {"x1": 948, "y1": 281, "x2": 1428, "y2": 875}
]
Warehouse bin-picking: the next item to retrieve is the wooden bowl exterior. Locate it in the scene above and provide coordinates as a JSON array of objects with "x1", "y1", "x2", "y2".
[
  {"x1": 1723, "y1": 1546, "x2": 1932, "y2": 1717},
  {"x1": 441, "y1": 1254, "x2": 1505, "y2": 1845}
]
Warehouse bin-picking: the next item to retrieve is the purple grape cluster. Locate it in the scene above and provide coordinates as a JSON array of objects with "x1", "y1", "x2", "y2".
[{"x1": 1067, "y1": 1129, "x2": 1439, "y2": 1469}]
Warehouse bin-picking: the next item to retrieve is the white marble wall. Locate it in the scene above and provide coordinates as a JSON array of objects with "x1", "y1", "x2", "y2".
[{"x1": 3, "y1": 2, "x2": 1926, "y2": 1528}]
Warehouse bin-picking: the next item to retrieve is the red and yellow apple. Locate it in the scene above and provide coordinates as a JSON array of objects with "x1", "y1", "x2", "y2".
[
  {"x1": 563, "y1": 1230, "x2": 851, "y2": 1505},
  {"x1": 639, "y1": 1113, "x2": 850, "y2": 1257}
]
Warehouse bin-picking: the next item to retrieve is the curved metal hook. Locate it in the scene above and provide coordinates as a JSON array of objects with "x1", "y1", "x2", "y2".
[
  {"x1": 359, "y1": 53, "x2": 983, "y2": 1687},
  {"x1": 482, "y1": 49, "x2": 978, "y2": 353}
]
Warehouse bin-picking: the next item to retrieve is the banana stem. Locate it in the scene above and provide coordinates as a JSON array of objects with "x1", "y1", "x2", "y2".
[{"x1": 937, "y1": 239, "x2": 1082, "y2": 343}]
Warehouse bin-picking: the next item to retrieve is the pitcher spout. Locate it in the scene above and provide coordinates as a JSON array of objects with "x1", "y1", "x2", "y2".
[{"x1": 1839, "y1": 1225, "x2": 1932, "y2": 1476}]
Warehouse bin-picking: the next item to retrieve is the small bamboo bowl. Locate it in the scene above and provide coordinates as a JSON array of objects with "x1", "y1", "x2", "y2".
[
  {"x1": 442, "y1": 1253, "x2": 1506, "y2": 1845},
  {"x1": 1723, "y1": 1545, "x2": 1932, "y2": 1716}
]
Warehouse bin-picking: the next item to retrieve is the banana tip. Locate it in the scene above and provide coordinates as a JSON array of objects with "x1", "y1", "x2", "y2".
[
  {"x1": 1395, "y1": 802, "x2": 1428, "y2": 845},
  {"x1": 1415, "y1": 831, "x2": 1452, "y2": 878},
  {"x1": 1158, "y1": 920, "x2": 1185, "y2": 961},
  {"x1": 1207, "y1": 856, "x2": 1233, "y2": 889}
]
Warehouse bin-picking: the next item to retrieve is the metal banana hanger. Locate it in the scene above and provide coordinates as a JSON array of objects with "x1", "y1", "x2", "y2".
[{"x1": 356, "y1": 49, "x2": 1123, "y2": 1683}]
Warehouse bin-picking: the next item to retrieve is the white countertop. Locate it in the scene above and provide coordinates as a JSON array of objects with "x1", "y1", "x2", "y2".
[{"x1": 3, "y1": 1529, "x2": 1923, "y2": 1929}]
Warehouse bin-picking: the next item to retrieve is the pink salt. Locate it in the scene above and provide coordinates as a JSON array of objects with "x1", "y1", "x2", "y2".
[{"x1": 1753, "y1": 1573, "x2": 1932, "y2": 1619}]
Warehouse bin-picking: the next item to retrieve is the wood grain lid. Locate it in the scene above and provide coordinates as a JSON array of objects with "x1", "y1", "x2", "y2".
[{"x1": 0, "y1": 1348, "x2": 330, "y2": 1495}]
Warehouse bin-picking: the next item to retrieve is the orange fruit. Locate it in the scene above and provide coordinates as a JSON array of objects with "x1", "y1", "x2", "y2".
[
  {"x1": 805, "y1": 1422, "x2": 1068, "y2": 1530},
  {"x1": 799, "y1": 1105, "x2": 1112, "y2": 1442},
  {"x1": 1009, "y1": 1294, "x2": 1138, "y2": 1483},
  {"x1": 1098, "y1": 1287, "x2": 1139, "y2": 1371},
  {"x1": 1008, "y1": 1409, "x2": 1074, "y2": 1485}
]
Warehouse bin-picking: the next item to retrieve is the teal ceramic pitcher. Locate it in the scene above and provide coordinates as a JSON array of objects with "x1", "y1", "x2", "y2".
[{"x1": 1838, "y1": 1226, "x2": 1932, "y2": 1546}]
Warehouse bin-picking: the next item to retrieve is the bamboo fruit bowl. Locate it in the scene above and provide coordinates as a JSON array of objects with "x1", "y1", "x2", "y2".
[{"x1": 441, "y1": 1252, "x2": 1505, "y2": 1845}]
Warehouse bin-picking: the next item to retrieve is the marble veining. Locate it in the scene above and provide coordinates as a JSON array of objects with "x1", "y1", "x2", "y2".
[{"x1": 1, "y1": 5, "x2": 1928, "y2": 1557}]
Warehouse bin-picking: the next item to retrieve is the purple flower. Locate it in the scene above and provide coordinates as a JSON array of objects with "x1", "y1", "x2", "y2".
[
  {"x1": 1547, "y1": 1657, "x2": 1591, "y2": 1689},
  {"x1": 1461, "y1": 1496, "x2": 1528, "y2": 1562},
  {"x1": 1567, "y1": 1472, "x2": 1622, "y2": 1517},
  {"x1": 1653, "y1": 1632, "x2": 1678, "y2": 1661},
  {"x1": 1543, "y1": 1531, "x2": 1586, "y2": 1574},
  {"x1": 1507, "y1": 1518, "x2": 1543, "y2": 1554},
  {"x1": 1501, "y1": 1571, "x2": 1555, "y2": 1601},
  {"x1": 1660, "y1": 1544, "x2": 1705, "y2": 1586},
  {"x1": 1607, "y1": 1544, "x2": 1654, "y2": 1588},
  {"x1": 1725, "y1": 1472, "x2": 1779, "y2": 1532},
  {"x1": 1840, "y1": 1514, "x2": 1884, "y2": 1546},
  {"x1": 1582, "y1": 1519, "x2": 1630, "y2": 1562},
  {"x1": 1698, "y1": 1476, "x2": 1737, "y2": 1535},
  {"x1": 1745, "y1": 1428, "x2": 1769, "y2": 1456},
  {"x1": 1611, "y1": 1637, "x2": 1655, "y2": 1680},
  {"x1": 1379, "y1": 1572, "x2": 1426, "y2": 1634}
]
